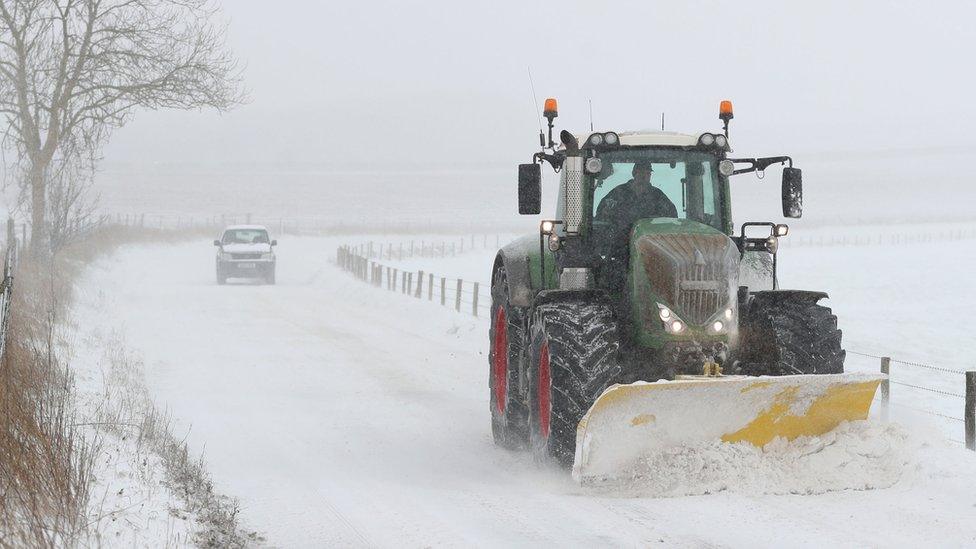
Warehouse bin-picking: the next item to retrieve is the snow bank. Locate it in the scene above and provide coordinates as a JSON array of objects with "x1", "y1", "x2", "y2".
[{"x1": 588, "y1": 421, "x2": 911, "y2": 497}]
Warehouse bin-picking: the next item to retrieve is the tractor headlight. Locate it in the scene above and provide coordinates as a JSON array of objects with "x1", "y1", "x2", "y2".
[
  {"x1": 585, "y1": 157, "x2": 603, "y2": 174},
  {"x1": 718, "y1": 159, "x2": 735, "y2": 177},
  {"x1": 659, "y1": 306, "x2": 672, "y2": 321},
  {"x1": 699, "y1": 133, "x2": 716, "y2": 146},
  {"x1": 657, "y1": 303, "x2": 687, "y2": 334},
  {"x1": 603, "y1": 132, "x2": 619, "y2": 145},
  {"x1": 715, "y1": 134, "x2": 728, "y2": 148},
  {"x1": 705, "y1": 306, "x2": 734, "y2": 335},
  {"x1": 588, "y1": 133, "x2": 604, "y2": 146}
]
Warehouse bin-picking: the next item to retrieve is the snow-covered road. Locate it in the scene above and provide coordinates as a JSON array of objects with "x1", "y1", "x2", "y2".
[{"x1": 73, "y1": 235, "x2": 976, "y2": 547}]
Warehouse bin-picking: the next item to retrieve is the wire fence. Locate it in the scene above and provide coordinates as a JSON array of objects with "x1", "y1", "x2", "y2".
[
  {"x1": 95, "y1": 212, "x2": 528, "y2": 237},
  {"x1": 779, "y1": 227, "x2": 976, "y2": 249},
  {"x1": 337, "y1": 244, "x2": 491, "y2": 317},
  {"x1": 337, "y1": 243, "x2": 976, "y2": 450}
]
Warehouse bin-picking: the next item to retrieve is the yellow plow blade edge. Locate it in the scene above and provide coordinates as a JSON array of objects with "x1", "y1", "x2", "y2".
[{"x1": 572, "y1": 373, "x2": 883, "y2": 483}]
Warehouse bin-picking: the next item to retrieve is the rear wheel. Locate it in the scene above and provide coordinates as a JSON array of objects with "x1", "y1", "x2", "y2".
[
  {"x1": 528, "y1": 301, "x2": 621, "y2": 467},
  {"x1": 488, "y1": 269, "x2": 528, "y2": 449},
  {"x1": 737, "y1": 293, "x2": 845, "y2": 375}
]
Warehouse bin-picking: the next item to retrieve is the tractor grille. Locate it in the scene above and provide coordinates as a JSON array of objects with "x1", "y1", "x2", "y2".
[
  {"x1": 677, "y1": 269, "x2": 722, "y2": 325},
  {"x1": 637, "y1": 232, "x2": 738, "y2": 326},
  {"x1": 230, "y1": 252, "x2": 262, "y2": 260}
]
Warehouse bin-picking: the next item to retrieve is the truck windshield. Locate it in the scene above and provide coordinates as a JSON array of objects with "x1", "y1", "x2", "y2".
[
  {"x1": 222, "y1": 229, "x2": 270, "y2": 244},
  {"x1": 592, "y1": 149, "x2": 724, "y2": 232}
]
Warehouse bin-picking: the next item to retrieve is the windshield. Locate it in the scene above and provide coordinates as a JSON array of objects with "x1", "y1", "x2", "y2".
[
  {"x1": 591, "y1": 149, "x2": 725, "y2": 232},
  {"x1": 222, "y1": 228, "x2": 270, "y2": 244}
]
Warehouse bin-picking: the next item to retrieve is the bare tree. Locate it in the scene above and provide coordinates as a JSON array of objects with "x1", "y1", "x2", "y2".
[{"x1": 0, "y1": 0, "x2": 242, "y2": 251}]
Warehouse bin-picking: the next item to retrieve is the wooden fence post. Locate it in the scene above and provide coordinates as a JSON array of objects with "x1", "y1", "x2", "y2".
[
  {"x1": 428, "y1": 273, "x2": 434, "y2": 301},
  {"x1": 880, "y1": 356, "x2": 890, "y2": 422},
  {"x1": 455, "y1": 279, "x2": 462, "y2": 312},
  {"x1": 416, "y1": 271, "x2": 424, "y2": 298},
  {"x1": 440, "y1": 277, "x2": 446, "y2": 306},
  {"x1": 966, "y1": 371, "x2": 975, "y2": 451},
  {"x1": 393, "y1": 268, "x2": 398, "y2": 292},
  {"x1": 472, "y1": 282, "x2": 479, "y2": 316}
]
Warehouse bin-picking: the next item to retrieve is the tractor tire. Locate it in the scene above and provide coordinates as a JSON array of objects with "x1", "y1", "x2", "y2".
[
  {"x1": 737, "y1": 294, "x2": 845, "y2": 376},
  {"x1": 488, "y1": 269, "x2": 528, "y2": 449},
  {"x1": 527, "y1": 300, "x2": 622, "y2": 467}
]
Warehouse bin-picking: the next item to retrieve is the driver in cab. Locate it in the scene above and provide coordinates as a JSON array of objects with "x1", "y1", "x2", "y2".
[
  {"x1": 595, "y1": 160, "x2": 677, "y2": 227},
  {"x1": 594, "y1": 159, "x2": 677, "y2": 255},
  {"x1": 592, "y1": 158, "x2": 678, "y2": 311}
]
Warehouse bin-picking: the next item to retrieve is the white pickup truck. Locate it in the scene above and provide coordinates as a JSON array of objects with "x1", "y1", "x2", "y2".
[{"x1": 213, "y1": 225, "x2": 277, "y2": 285}]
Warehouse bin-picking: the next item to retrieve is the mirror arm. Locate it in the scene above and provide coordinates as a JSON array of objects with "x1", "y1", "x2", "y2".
[
  {"x1": 533, "y1": 151, "x2": 565, "y2": 171},
  {"x1": 729, "y1": 155, "x2": 793, "y2": 175}
]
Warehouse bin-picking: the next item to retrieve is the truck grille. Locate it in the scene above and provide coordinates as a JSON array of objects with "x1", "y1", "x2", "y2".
[
  {"x1": 637, "y1": 232, "x2": 738, "y2": 326},
  {"x1": 230, "y1": 253, "x2": 262, "y2": 260}
]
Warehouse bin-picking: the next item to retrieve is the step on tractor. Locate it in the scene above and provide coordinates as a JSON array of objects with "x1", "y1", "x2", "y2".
[{"x1": 489, "y1": 99, "x2": 882, "y2": 482}]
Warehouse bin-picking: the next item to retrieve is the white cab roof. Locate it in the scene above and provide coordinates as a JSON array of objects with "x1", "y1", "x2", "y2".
[
  {"x1": 223, "y1": 224, "x2": 269, "y2": 231},
  {"x1": 574, "y1": 130, "x2": 703, "y2": 147}
]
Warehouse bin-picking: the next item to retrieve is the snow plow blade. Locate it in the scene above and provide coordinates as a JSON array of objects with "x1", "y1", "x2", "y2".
[{"x1": 572, "y1": 373, "x2": 883, "y2": 483}]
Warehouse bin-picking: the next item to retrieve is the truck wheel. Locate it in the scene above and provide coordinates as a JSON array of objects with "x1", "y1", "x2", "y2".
[
  {"x1": 488, "y1": 269, "x2": 528, "y2": 449},
  {"x1": 266, "y1": 268, "x2": 276, "y2": 285},
  {"x1": 216, "y1": 270, "x2": 226, "y2": 285},
  {"x1": 527, "y1": 301, "x2": 621, "y2": 467},
  {"x1": 737, "y1": 294, "x2": 845, "y2": 375}
]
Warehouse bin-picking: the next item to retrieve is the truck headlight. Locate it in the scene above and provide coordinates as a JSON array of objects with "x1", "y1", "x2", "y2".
[
  {"x1": 261, "y1": 253, "x2": 274, "y2": 260},
  {"x1": 219, "y1": 252, "x2": 232, "y2": 260}
]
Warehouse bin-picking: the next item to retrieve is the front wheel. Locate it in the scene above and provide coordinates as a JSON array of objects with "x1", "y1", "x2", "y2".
[
  {"x1": 266, "y1": 267, "x2": 276, "y2": 285},
  {"x1": 736, "y1": 292, "x2": 845, "y2": 375},
  {"x1": 527, "y1": 300, "x2": 621, "y2": 467}
]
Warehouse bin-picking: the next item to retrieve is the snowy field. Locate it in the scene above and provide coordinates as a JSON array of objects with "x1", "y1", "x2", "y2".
[{"x1": 70, "y1": 227, "x2": 976, "y2": 547}]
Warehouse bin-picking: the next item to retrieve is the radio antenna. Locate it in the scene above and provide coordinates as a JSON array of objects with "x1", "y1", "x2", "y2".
[
  {"x1": 527, "y1": 68, "x2": 544, "y2": 146},
  {"x1": 589, "y1": 99, "x2": 594, "y2": 131}
]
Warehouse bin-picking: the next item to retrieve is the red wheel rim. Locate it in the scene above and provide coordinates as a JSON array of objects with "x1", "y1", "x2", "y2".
[
  {"x1": 492, "y1": 308, "x2": 507, "y2": 413},
  {"x1": 538, "y1": 342, "x2": 551, "y2": 438}
]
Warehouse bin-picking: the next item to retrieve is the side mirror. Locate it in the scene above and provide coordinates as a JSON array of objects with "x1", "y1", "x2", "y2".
[
  {"x1": 271, "y1": 239, "x2": 278, "y2": 246},
  {"x1": 782, "y1": 167, "x2": 803, "y2": 218},
  {"x1": 213, "y1": 239, "x2": 221, "y2": 246},
  {"x1": 518, "y1": 163, "x2": 542, "y2": 215}
]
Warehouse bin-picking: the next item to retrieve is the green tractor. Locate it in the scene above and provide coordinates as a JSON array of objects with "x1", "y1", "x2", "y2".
[{"x1": 488, "y1": 99, "x2": 881, "y2": 480}]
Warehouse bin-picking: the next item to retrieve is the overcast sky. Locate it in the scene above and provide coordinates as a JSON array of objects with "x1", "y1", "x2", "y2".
[{"x1": 101, "y1": 0, "x2": 976, "y2": 169}]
